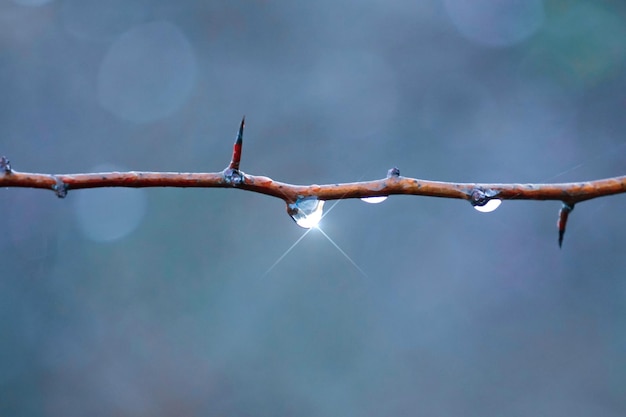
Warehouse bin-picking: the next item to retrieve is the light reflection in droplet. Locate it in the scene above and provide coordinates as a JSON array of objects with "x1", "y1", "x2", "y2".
[
  {"x1": 473, "y1": 199, "x2": 502, "y2": 213},
  {"x1": 289, "y1": 198, "x2": 325, "y2": 229},
  {"x1": 360, "y1": 196, "x2": 388, "y2": 204}
]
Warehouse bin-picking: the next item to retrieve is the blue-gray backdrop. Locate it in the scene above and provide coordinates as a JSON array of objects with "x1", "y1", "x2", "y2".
[{"x1": 1, "y1": 1, "x2": 626, "y2": 416}]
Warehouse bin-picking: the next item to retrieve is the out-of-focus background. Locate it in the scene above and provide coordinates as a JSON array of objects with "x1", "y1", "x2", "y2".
[{"x1": 1, "y1": 0, "x2": 626, "y2": 415}]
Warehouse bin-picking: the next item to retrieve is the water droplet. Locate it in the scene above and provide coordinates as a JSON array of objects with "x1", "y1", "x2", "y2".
[
  {"x1": 473, "y1": 199, "x2": 502, "y2": 213},
  {"x1": 361, "y1": 196, "x2": 388, "y2": 204},
  {"x1": 288, "y1": 198, "x2": 325, "y2": 229}
]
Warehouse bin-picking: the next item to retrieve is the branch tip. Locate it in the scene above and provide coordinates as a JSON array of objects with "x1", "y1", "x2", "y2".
[
  {"x1": 0, "y1": 156, "x2": 11, "y2": 173},
  {"x1": 387, "y1": 167, "x2": 400, "y2": 178},
  {"x1": 557, "y1": 202, "x2": 574, "y2": 248}
]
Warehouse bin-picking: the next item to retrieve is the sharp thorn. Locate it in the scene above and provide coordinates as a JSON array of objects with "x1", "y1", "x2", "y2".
[
  {"x1": 556, "y1": 202, "x2": 574, "y2": 249},
  {"x1": 228, "y1": 116, "x2": 245, "y2": 171},
  {"x1": 236, "y1": 115, "x2": 245, "y2": 145}
]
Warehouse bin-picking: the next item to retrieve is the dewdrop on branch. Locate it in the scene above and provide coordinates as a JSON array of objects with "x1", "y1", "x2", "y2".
[
  {"x1": 287, "y1": 197, "x2": 325, "y2": 229},
  {"x1": 359, "y1": 167, "x2": 397, "y2": 204},
  {"x1": 469, "y1": 187, "x2": 501, "y2": 213},
  {"x1": 473, "y1": 199, "x2": 502, "y2": 213},
  {"x1": 361, "y1": 196, "x2": 388, "y2": 204}
]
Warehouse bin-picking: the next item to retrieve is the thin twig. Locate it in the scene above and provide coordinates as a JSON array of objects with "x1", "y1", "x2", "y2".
[
  {"x1": 0, "y1": 169, "x2": 624, "y2": 205},
  {"x1": 2, "y1": 118, "x2": 625, "y2": 246}
]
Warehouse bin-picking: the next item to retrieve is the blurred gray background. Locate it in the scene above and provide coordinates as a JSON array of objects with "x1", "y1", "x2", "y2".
[{"x1": 1, "y1": 0, "x2": 626, "y2": 416}]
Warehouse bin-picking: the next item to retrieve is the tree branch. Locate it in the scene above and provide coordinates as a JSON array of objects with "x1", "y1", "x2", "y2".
[{"x1": 1, "y1": 119, "x2": 624, "y2": 246}]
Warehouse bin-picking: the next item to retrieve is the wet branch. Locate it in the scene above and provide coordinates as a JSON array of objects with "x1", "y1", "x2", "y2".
[{"x1": 1, "y1": 119, "x2": 624, "y2": 247}]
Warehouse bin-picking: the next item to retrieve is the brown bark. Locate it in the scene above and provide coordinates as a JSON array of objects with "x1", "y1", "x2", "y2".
[{"x1": 1, "y1": 169, "x2": 624, "y2": 206}]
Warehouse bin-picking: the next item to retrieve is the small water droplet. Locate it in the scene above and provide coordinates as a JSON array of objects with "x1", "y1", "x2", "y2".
[
  {"x1": 288, "y1": 198, "x2": 325, "y2": 229},
  {"x1": 473, "y1": 199, "x2": 502, "y2": 213},
  {"x1": 360, "y1": 196, "x2": 388, "y2": 204}
]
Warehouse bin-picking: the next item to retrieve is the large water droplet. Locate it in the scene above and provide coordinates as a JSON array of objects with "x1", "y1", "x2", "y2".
[
  {"x1": 288, "y1": 198, "x2": 325, "y2": 229},
  {"x1": 473, "y1": 199, "x2": 502, "y2": 213},
  {"x1": 361, "y1": 196, "x2": 388, "y2": 204}
]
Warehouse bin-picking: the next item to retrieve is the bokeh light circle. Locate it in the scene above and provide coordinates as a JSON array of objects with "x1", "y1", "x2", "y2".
[
  {"x1": 97, "y1": 21, "x2": 197, "y2": 123},
  {"x1": 11, "y1": 0, "x2": 54, "y2": 6},
  {"x1": 444, "y1": 0, "x2": 545, "y2": 47},
  {"x1": 61, "y1": 0, "x2": 148, "y2": 42},
  {"x1": 305, "y1": 50, "x2": 397, "y2": 137},
  {"x1": 74, "y1": 165, "x2": 147, "y2": 242},
  {"x1": 535, "y1": 3, "x2": 626, "y2": 84}
]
